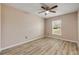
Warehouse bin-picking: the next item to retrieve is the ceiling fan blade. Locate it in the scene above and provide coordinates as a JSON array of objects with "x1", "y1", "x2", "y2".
[
  {"x1": 50, "y1": 5, "x2": 58, "y2": 9},
  {"x1": 50, "y1": 11, "x2": 56, "y2": 13},
  {"x1": 38, "y1": 11, "x2": 45, "y2": 13},
  {"x1": 41, "y1": 6, "x2": 46, "y2": 10}
]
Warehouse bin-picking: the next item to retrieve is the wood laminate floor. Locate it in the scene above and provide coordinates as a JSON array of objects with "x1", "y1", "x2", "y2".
[{"x1": 0, "y1": 37, "x2": 78, "y2": 55}]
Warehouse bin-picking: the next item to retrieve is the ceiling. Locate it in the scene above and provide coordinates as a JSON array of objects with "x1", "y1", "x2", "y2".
[{"x1": 5, "y1": 3, "x2": 79, "y2": 18}]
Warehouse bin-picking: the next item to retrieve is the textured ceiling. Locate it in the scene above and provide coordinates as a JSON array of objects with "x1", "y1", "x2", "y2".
[{"x1": 5, "y1": 3, "x2": 79, "y2": 18}]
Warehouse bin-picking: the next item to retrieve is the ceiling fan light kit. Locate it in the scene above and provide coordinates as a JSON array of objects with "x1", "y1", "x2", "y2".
[
  {"x1": 46, "y1": 11, "x2": 50, "y2": 14},
  {"x1": 39, "y1": 3, "x2": 58, "y2": 16}
]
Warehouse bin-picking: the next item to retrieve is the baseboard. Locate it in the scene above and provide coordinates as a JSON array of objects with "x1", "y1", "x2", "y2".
[
  {"x1": 46, "y1": 36, "x2": 77, "y2": 43},
  {"x1": 0, "y1": 35, "x2": 44, "y2": 51}
]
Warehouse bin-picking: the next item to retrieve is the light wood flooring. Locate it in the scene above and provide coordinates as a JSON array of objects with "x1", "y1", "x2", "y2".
[{"x1": 0, "y1": 37, "x2": 79, "y2": 55}]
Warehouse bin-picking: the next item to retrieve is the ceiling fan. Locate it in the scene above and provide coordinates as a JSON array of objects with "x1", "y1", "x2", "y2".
[{"x1": 39, "y1": 3, "x2": 58, "y2": 15}]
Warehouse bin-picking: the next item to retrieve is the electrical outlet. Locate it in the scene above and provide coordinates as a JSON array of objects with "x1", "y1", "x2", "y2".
[{"x1": 25, "y1": 36, "x2": 27, "y2": 39}]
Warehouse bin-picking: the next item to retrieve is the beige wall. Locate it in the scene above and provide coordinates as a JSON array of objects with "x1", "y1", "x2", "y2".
[
  {"x1": 45, "y1": 12, "x2": 78, "y2": 42},
  {"x1": 1, "y1": 5, "x2": 44, "y2": 48},
  {"x1": 78, "y1": 10, "x2": 79, "y2": 46},
  {"x1": 1, "y1": 4, "x2": 78, "y2": 49},
  {"x1": 0, "y1": 4, "x2": 1, "y2": 49}
]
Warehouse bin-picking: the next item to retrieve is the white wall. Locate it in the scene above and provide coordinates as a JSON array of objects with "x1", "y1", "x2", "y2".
[
  {"x1": 1, "y1": 5, "x2": 44, "y2": 49},
  {"x1": 0, "y1": 4, "x2": 1, "y2": 50},
  {"x1": 45, "y1": 12, "x2": 78, "y2": 42}
]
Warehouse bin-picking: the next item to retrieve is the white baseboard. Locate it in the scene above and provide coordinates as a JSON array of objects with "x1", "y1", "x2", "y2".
[
  {"x1": 46, "y1": 36, "x2": 77, "y2": 43},
  {"x1": 0, "y1": 35, "x2": 44, "y2": 52}
]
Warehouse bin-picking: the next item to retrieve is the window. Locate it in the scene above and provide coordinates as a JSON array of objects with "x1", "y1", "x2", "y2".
[{"x1": 52, "y1": 20, "x2": 62, "y2": 35}]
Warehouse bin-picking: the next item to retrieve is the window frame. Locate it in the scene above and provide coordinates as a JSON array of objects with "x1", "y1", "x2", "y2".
[{"x1": 52, "y1": 20, "x2": 62, "y2": 35}]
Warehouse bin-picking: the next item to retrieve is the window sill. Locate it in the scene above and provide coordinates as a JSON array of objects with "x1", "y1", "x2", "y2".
[{"x1": 52, "y1": 34, "x2": 62, "y2": 36}]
